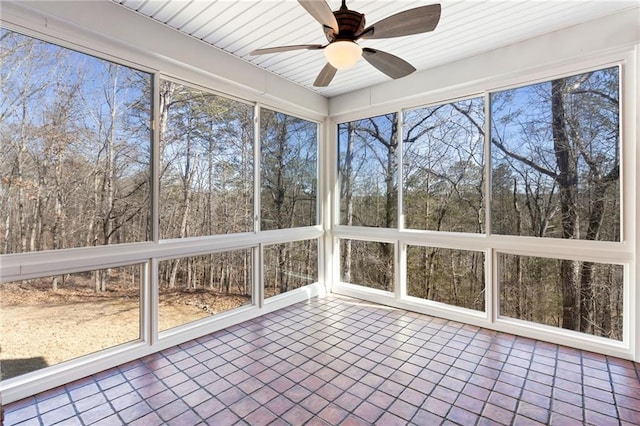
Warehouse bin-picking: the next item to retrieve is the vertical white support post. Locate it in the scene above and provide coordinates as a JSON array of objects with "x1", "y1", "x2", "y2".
[
  {"x1": 396, "y1": 109, "x2": 405, "y2": 301},
  {"x1": 318, "y1": 118, "x2": 327, "y2": 296},
  {"x1": 483, "y1": 92, "x2": 495, "y2": 323},
  {"x1": 324, "y1": 117, "x2": 337, "y2": 294},
  {"x1": 254, "y1": 105, "x2": 263, "y2": 308},
  {"x1": 149, "y1": 258, "x2": 159, "y2": 344},
  {"x1": 149, "y1": 73, "x2": 161, "y2": 343}
]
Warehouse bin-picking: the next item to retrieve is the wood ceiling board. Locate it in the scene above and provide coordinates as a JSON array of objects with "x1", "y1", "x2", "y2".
[
  {"x1": 149, "y1": 1, "x2": 195, "y2": 24},
  {"x1": 177, "y1": 1, "x2": 238, "y2": 36},
  {"x1": 191, "y1": 1, "x2": 258, "y2": 41},
  {"x1": 111, "y1": 0, "x2": 638, "y2": 97},
  {"x1": 219, "y1": 2, "x2": 297, "y2": 53},
  {"x1": 134, "y1": 0, "x2": 169, "y2": 17},
  {"x1": 163, "y1": 2, "x2": 216, "y2": 29},
  {"x1": 118, "y1": 0, "x2": 147, "y2": 10}
]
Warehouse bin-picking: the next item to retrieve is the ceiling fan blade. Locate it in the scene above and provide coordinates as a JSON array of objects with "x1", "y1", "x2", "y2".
[
  {"x1": 359, "y1": 4, "x2": 441, "y2": 39},
  {"x1": 298, "y1": 0, "x2": 339, "y2": 34},
  {"x1": 313, "y1": 63, "x2": 337, "y2": 87},
  {"x1": 250, "y1": 44, "x2": 324, "y2": 55},
  {"x1": 362, "y1": 48, "x2": 416, "y2": 79}
]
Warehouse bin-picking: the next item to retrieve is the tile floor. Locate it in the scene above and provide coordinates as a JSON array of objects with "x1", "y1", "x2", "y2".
[{"x1": 3, "y1": 295, "x2": 640, "y2": 425}]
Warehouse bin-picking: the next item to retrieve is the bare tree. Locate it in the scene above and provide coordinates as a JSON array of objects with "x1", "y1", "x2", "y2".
[{"x1": 492, "y1": 68, "x2": 620, "y2": 336}]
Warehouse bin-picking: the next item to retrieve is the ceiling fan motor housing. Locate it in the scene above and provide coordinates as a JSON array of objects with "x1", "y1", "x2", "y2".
[{"x1": 329, "y1": 8, "x2": 365, "y2": 42}]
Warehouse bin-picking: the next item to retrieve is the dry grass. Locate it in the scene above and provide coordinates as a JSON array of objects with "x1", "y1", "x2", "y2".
[{"x1": 0, "y1": 281, "x2": 250, "y2": 380}]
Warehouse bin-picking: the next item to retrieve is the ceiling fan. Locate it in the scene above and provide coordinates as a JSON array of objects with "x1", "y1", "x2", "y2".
[{"x1": 250, "y1": 0, "x2": 441, "y2": 87}]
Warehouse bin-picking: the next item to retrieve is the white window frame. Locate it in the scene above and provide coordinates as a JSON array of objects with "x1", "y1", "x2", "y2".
[
  {"x1": 330, "y1": 53, "x2": 636, "y2": 361},
  {"x1": 0, "y1": 25, "x2": 324, "y2": 404}
]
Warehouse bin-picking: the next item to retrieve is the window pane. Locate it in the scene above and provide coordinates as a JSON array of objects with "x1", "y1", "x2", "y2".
[
  {"x1": 498, "y1": 253, "x2": 623, "y2": 340},
  {"x1": 0, "y1": 265, "x2": 142, "y2": 379},
  {"x1": 0, "y1": 29, "x2": 152, "y2": 254},
  {"x1": 159, "y1": 81, "x2": 254, "y2": 239},
  {"x1": 260, "y1": 108, "x2": 317, "y2": 230},
  {"x1": 491, "y1": 67, "x2": 620, "y2": 241},
  {"x1": 403, "y1": 98, "x2": 485, "y2": 232},
  {"x1": 264, "y1": 239, "x2": 318, "y2": 298},
  {"x1": 407, "y1": 246, "x2": 485, "y2": 311},
  {"x1": 158, "y1": 249, "x2": 252, "y2": 332},
  {"x1": 338, "y1": 114, "x2": 398, "y2": 228},
  {"x1": 340, "y1": 239, "x2": 394, "y2": 292}
]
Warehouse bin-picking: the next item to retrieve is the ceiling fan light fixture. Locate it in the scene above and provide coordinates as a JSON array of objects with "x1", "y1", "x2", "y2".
[{"x1": 324, "y1": 40, "x2": 362, "y2": 69}]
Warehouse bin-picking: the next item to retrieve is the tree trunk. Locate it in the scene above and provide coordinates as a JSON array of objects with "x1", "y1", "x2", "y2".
[
  {"x1": 273, "y1": 118, "x2": 287, "y2": 230},
  {"x1": 385, "y1": 118, "x2": 397, "y2": 229},
  {"x1": 379, "y1": 118, "x2": 397, "y2": 291},
  {"x1": 278, "y1": 245, "x2": 288, "y2": 294},
  {"x1": 579, "y1": 261, "x2": 594, "y2": 333},
  {"x1": 342, "y1": 123, "x2": 355, "y2": 282},
  {"x1": 18, "y1": 92, "x2": 28, "y2": 252},
  {"x1": 451, "y1": 253, "x2": 459, "y2": 304},
  {"x1": 224, "y1": 261, "x2": 231, "y2": 294},
  {"x1": 169, "y1": 258, "x2": 180, "y2": 290},
  {"x1": 551, "y1": 79, "x2": 579, "y2": 331},
  {"x1": 169, "y1": 119, "x2": 197, "y2": 288},
  {"x1": 207, "y1": 133, "x2": 215, "y2": 235},
  {"x1": 580, "y1": 180, "x2": 608, "y2": 333},
  {"x1": 423, "y1": 248, "x2": 437, "y2": 300},
  {"x1": 186, "y1": 257, "x2": 193, "y2": 289},
  {"x1": 513, "y1": 178, "x2": 524, "y2": 318},
  {"x1": 102, "y1": 66, "x2": 118, "y2": 248},
  {"x1": 209, "y1": 258, "x2": 215, "y2": 289}
]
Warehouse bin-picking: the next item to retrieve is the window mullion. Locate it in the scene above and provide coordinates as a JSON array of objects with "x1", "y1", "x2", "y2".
[
  {"x1": 151, "y1": 73, "x2": 161, "y2": 244},
  {"x1": 484, "y1": 91, "x2": 492, "y2": 238},
  {"x1": 484, "y1": 91, "x2": 495, "y2": 324},
  {"x1": 254, "y1": 105, "x2": 262, "y2": 234},
  {"x1": 397, "y1": 109, "x2": 405, "y2": 302}
]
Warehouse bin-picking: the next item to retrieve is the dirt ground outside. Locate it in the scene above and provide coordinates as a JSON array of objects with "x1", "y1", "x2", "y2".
[{"x1": 0, "y1": 280, "x2": 250, "y2": 380}]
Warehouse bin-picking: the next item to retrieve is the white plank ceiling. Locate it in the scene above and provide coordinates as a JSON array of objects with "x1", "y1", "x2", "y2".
[{"x1": 113, "y1": 0, "x2": 637, "y2": 98}]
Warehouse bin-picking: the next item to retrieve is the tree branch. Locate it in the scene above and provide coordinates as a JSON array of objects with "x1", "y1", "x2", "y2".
[{"x1": 491, "y1": 138, "x2": 557, "y2": 179}]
